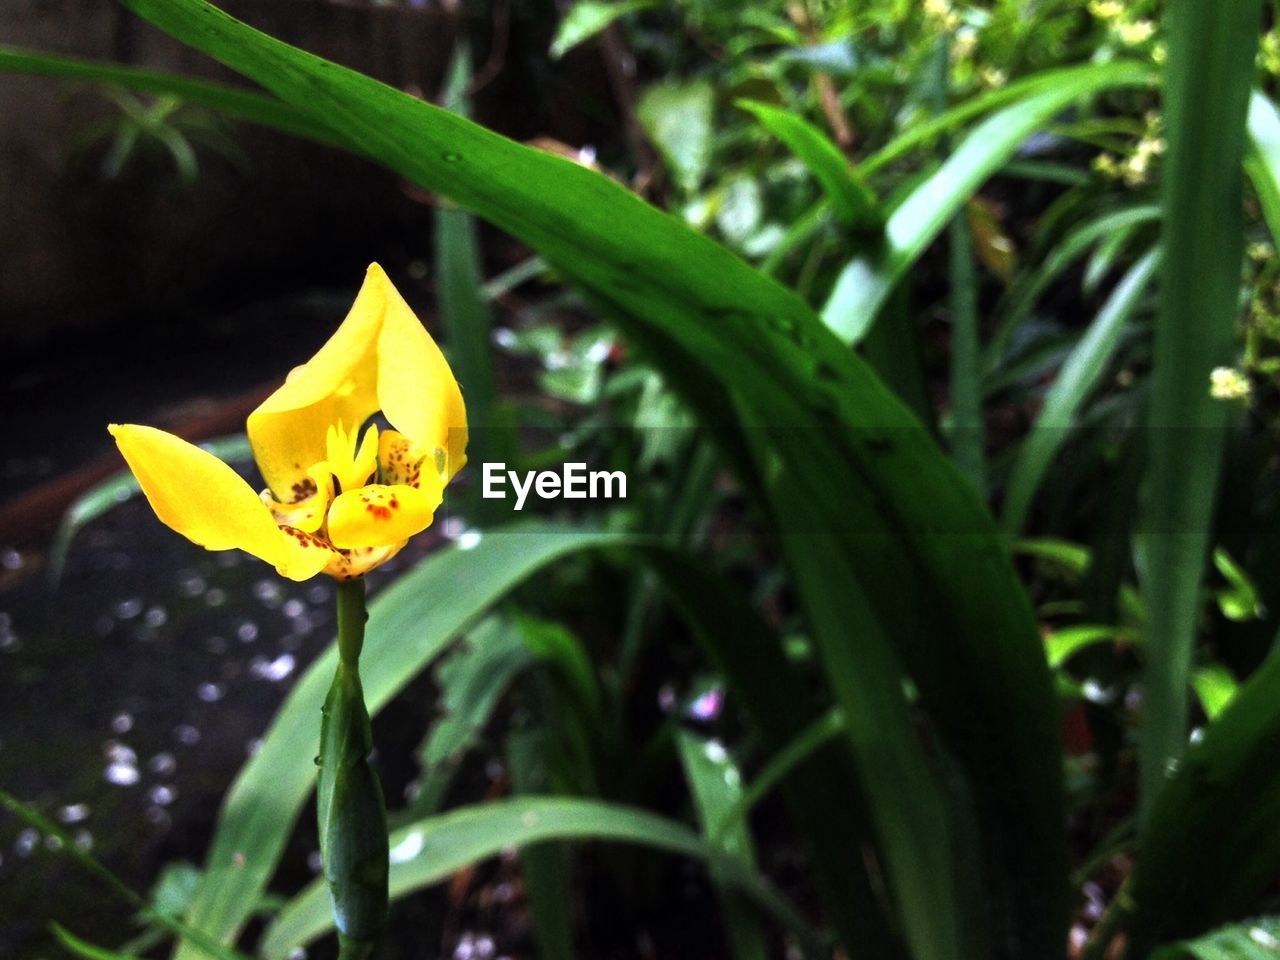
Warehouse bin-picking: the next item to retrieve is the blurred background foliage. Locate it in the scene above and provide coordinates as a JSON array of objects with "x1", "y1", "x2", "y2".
[{"x1": 4, "y1": 0, "x2": 1280, "y2": 959}]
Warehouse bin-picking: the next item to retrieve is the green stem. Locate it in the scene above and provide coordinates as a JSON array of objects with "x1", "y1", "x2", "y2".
[
  {"x1": 320, "y1": 578, "x2": 389, "y2": 960},
  {"x1": 336, "y1": 577, "x2": 368, "y2": 667}
]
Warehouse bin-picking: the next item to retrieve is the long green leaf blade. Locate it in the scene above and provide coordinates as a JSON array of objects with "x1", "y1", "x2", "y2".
[
  {"x1": 1152, "y1": 917, "x2": 1280, "y2": 959},
  {"x1": 983, "y1": 205, "x2": 1160, "y2": 374},
  {"x1": 677, "y1": 731, "x2": 768, "y2": 960},
  {"x1": 436, "y1": 47, "x2": 506, "y2": 520},
  {"x1": 1126, "y1": 650, "x2": 1280, "y2": 953},
  {"x1": 0, "y1": 47, "x2": 336, "y2": 146},
  {"x1": 737, "y1": 99, "x2": 880, "y2": 230},
  {"x1": 646, "y1": 554, "x2": 902, "y2": 957},
  {"x1": 860, "y1": 63, "x2": 1155, "y2": 177},
  {"x1": 1137, "y1": 0, "x2": 1261, "y2": 817}
]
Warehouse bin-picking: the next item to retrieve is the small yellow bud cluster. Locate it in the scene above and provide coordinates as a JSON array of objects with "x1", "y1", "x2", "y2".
[
  {"x1": 1094, "y1": 113, "x2": 1165, "y2": 188},
  {"x1": 924, "y1": 0, "x2": 960, "y2": 30},
  {"x1": 1210, "y1": 367, "x2": 1253, "y2": 404},
  {"x1": 979, "y1": 66, "x2": 1007, "y2": 89},
  {"x1": 1262, "y1": 32, "x2": 1280, "y2": 76},
  {"x1": 1123, "y1": 135, "x2": 1165, "y2": 187},
  {"x1": 1116, "y1": 20, "x2": 1156, "y2": 46},
  {"x1": 1090, "y1": 0, "x2": 1157, "y2": 56},
  {"x1": 1093, "y1": 153, "x2": 1122, "y2": 180},
  {"x1": 1087, "y1": 0, "x2": 1123, "y2": 20},
  {"x1": 1249, "y1": 241, "x2": 1274, "y2": 264}
]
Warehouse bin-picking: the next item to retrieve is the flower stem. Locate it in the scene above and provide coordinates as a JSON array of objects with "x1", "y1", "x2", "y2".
[
  {"x1": 336, "y1": 577, "x2": 368, "y2": 666},
  {"x1": 319, "y1": 577, "x2": 389, "y2": 960}
]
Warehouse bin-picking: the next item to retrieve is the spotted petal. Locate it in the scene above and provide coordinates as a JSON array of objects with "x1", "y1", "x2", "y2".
[
  {"x1": 326, "y1": 483, "x2": 441, "y2": 550},
  {"x1": 262, "y1": 462, "x2": 333, "y2": 534}
]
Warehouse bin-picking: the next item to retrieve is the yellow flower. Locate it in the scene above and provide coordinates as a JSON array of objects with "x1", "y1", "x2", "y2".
[
  {"x1": 1116, "y1": 19, "x2": 1155, "y2": 46},
  {"x1": 979, "y1": 67, "x2": 1007, "y2": 89},
  {"x1": 923, "y1": 0, "x2": 959, "y2": 29},
  {"x1": 1088, "y1": 0, "x2": 1123, "y2": 21},
  {"x1": 109, "y1": 264, "x2": 467, "y2": 581}
]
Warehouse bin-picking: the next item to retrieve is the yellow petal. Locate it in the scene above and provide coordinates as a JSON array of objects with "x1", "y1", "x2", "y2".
[
  {"x1": 109, "y1": 424, "x2": 332, "y2": 582},
  {"x1": 377, "y1": 429, "x2": 430, "y2": 489},
  {"x1": 326, "y1": 483, "x2": 441, "y2": 549},
  {"x1": 369, "y1": 264, "x2": 468, "y2": 481},
  {"x1": 247, "y1": 273, "x2": 383, "y2": 499},
  {"x1": 248, "y1": 263, "x2": 467, "y2": 499}
]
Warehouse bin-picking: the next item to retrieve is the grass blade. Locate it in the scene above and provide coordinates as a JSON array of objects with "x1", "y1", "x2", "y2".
[
  {"x1": 260, "y1": 797, "x2": 824, "y2": 959},
  {"x1": 508, "y1": 731, "x2": 577, "y2": 960},
  {"x1": 1138, "y1": 0, "x2": 1261, "y2": 818},
  {"x1": 772, "y1": 520, "x2": 967, "y2": 960},
  {"x1": 0, "y1": 47, "x2": 337, "y2": 146},
  {"x1": 707, "y1": 709, "x2": 844, "y2": 850},
  {"x1": 737, "y1": 99, "x2": 880, "y2": 231},
  {"x1": 1151, "y1": 917, "x2": 1280, "y2": 959},
  {"x1": 932, "y1": 36, "x2": 985, "y2": 490},
  {"x1": 436, "y1": 47, "x2": 507, "y2": 520},
  {"x1": 1001, "y1": 248, "x2": 1159, "y2": 534},
  {"x1": 549, "y1": 1, "x2": 655, "y2": 60},
  {"x1": 0, "y1": 791, "x2": 248, "y2": 960},
  {"x1": 1125, "y1": 648, "x2": 1280, "y2": 953},
  {"x1": 677, "y1": 731, "x2": 768, "y2": 960},
  {"x1": 859, "y1": 63, "x2": 1155, "y2": 178},
  {"x1": 51, "y1": 926, "x2": 143, "y2": 960}
]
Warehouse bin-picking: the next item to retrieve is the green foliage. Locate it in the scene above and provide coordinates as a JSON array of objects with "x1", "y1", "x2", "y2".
[
  {"x1": 1128, "y1": 649, "x2": 1280, "y2": 953},
  {"x1": 1002, "y1": 248, "x2": 1160, "y2": 533},
  {"x1": 167, "y1": 525, "x2": 632, "y2": 957},
  {"x1": 677, "y1": 731, "x2": 767, "y2": 960},
  {"x1": 17, "y1": 0, "x2": 1280, "y2": 958},
  {"x1": 107, "y1": 5, "x2": 1076, "y2": 957},
  {"x1": 637, "y1": 80, "x2": 715, "y2": 193},
  {"x1": 259, "y1": 797, "x2": 821, "y2": 959},
  {"x1": 1153, "y1": 918, "x2": 1280, "y2": 959},
  {"x1": 550, "y1": 1, "x2": 656, "y2": 60},
  {"x1": 821, "y1": 61, "x2": 1152, "y2": 344},
  {"x1": 736, "y1": 99, "x2": 879, "y2": 230}
]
